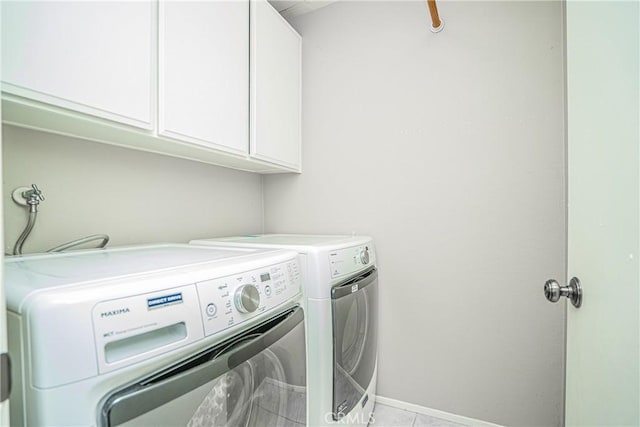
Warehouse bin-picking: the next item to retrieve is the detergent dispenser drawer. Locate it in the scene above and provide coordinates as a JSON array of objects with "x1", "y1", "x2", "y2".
[{"x1": 92, "y1": 284, "x2": 204, "y2": 374}]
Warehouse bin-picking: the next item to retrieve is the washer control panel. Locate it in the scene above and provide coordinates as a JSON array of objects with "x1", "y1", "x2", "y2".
[
  {"x1": 196, "y1": 259, "x2": 301, "y2": 337},
  {"x1": 329, "y1": 244, "x2": 374, "y2": 279}
]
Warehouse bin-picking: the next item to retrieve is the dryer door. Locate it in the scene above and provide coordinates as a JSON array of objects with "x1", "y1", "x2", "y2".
[
  {"x1": 100, "y1": 307, "x2": 306, "y2": 427},
  {"x1": 331, "y1": 267, "x2": 378, "y2": 420}
]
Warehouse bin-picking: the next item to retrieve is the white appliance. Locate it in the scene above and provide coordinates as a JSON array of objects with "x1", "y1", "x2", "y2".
[
  {"x1": 190, "y1": 234, "x2": 378, "y2": 427},
  {"x1": 5, "y1": 243, "x2": 306, "y2": 426}
]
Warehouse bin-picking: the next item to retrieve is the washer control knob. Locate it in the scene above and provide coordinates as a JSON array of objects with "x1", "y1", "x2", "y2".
[
  {"x1": 359, "y1": 248, "x2": 370, "y2": 265},
  {"x1": 234, "y1": 284, "x2": 260, "y2": 313}
]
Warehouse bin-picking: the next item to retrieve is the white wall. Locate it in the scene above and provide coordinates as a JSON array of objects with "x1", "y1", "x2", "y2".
[
  {"x1": 264, "y1": 2, "x2": 566, "y2": 426},
  {"x1": 3, "y1": 125, "x2": 263, "y2": 254}
]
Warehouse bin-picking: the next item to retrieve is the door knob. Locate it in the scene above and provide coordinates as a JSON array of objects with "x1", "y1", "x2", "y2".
[{"x1": 544, "y1": 277, "x2": 582, "y2": 308}]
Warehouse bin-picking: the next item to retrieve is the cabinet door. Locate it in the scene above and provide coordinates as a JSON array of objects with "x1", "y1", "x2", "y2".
[
  {"x1": 159, "y1": 1, "x2": 248, "y2": 155},
  {"x1": 250, "y1": 0, "x2": 301, "y2": 171},
  {"x1": 1, "y1": 1, "x2": 154, "y2": 129}
]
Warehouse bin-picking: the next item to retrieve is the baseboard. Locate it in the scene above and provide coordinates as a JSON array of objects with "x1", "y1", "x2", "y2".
[{"x1": 375, "y1": 396, "x2": 504, "y2": 427}]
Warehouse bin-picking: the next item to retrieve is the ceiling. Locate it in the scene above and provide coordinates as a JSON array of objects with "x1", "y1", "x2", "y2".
[{"x1": 269, "y1": 0, "x2": 336, "y2": 19}]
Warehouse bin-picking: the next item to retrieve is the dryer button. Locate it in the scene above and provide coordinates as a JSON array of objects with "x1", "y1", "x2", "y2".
[{"x1": 206, "y1": 303, "x2": 217, "y2": 317}]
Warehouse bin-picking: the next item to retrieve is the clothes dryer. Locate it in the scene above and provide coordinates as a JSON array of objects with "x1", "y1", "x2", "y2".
[
  {"x1": 190, "y1": 235, "x2": 378, "y2": 427},
  {"x1": 5, "y1": 243, "x2": 306, "y2": 426}
]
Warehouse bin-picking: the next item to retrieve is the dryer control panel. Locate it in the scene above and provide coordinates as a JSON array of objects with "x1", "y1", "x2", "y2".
[
  {"x1": 329, "y1": 244, "x2": 375, "y2": 279},
  {"x1": 196, "y1": 259, "x2": 301, "y2": 337}
]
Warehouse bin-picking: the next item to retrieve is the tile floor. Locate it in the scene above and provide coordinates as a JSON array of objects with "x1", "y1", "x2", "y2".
[{"x1": 370, "y1": 403, "x2": 468, "y2": 427}]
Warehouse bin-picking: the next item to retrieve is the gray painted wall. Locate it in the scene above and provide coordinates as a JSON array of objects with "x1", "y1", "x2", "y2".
[
  {"x1": 2, "y1": 2, "x2": 566, "y2": 424},
  {"x1": 263, "y1": 2, "x2": 566, "y2": 426},
  {"x1": 3, "y1": 125, "x2": 263, "y2": 254}
]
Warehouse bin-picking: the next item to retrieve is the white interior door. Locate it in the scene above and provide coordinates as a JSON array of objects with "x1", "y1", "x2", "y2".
[
  {"x1": 564, "y1": 1, "x2": 639, "y2": 425},
  {"x1": 0, "y1": 2, "x2": 9, "y2": 421},
  {"x1": 0, "y1": 195, "x2": 6, "y2": 425}
]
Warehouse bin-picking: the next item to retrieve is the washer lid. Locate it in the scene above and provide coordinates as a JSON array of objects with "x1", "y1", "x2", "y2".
[{"x1": 4, "y1": 243, "x2": 270, "y2": 311}]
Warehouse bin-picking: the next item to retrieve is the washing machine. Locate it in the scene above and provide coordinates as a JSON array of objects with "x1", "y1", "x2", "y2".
[
  {"x1": 5, "y1": 243, "x2": 306, "y2": 426},
  {"x1": 190, "y1": 235, "x2": 378, "y2": 427}
]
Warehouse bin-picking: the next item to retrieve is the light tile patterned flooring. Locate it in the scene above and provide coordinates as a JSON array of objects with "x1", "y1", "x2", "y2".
[{"x1": 370, "y1": 403, "x2": 468, "y2": 427}]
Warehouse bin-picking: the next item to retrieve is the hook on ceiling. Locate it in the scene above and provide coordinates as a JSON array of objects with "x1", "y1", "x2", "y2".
[{"x1": 427, "y1": 0, "x2": 445, "y2": 33}]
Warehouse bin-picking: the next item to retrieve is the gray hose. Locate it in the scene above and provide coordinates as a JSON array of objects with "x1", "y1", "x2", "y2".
[
  {"x1": 47, "y1": 234, "x2": 110, "y2": 253},
  {"x1": 11, "y1": 184, "x2": 109, "y2": 255},
  {"x1": 12, "y1": 208, "x2": 110, "y2": 255},
  {"x1": 13, "y1": 209, "x2": 37, "y2": 256}
]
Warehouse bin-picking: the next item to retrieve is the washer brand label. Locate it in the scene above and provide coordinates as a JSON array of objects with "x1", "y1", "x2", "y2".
[
  {"x1": 147, "y1": 292, "x2": 183, "y2": 309},
  {"x1": 101, "y1": 308, "x2": 130, "y2": 318},
  {"x1": 351, "y1": 284, "x2": 358, "y2": 293}
]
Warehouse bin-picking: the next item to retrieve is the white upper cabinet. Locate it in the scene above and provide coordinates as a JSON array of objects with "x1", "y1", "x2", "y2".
[
  {"x1": 250, "y1": 0, "x2": 302, "y2": 171},
  {"x1": 1, "y1": 1, "x2": 154, "y2": 129},
  {"x1": 159, "y1": 1, "x2": 248, "y2": 155},
  {"x1": 1, "y1": 1, "x2": 301, "y2": 173}
]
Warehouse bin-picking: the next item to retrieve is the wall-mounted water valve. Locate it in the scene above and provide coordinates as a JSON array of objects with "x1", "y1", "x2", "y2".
[{"x1": 12, "y1": 184, "x2": 45, "y2": 211}]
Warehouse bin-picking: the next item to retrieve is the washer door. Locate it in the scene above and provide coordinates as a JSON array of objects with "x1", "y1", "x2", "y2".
[
  {"x1": 100, "y1": 307, "x2": 306, "y2": 427},
  {"x1": 331, "y1": 268, "x2": 378, "y2": 420},
  {"x1": 186, "y1": 342, "x2": 287, "y2": 427}
]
